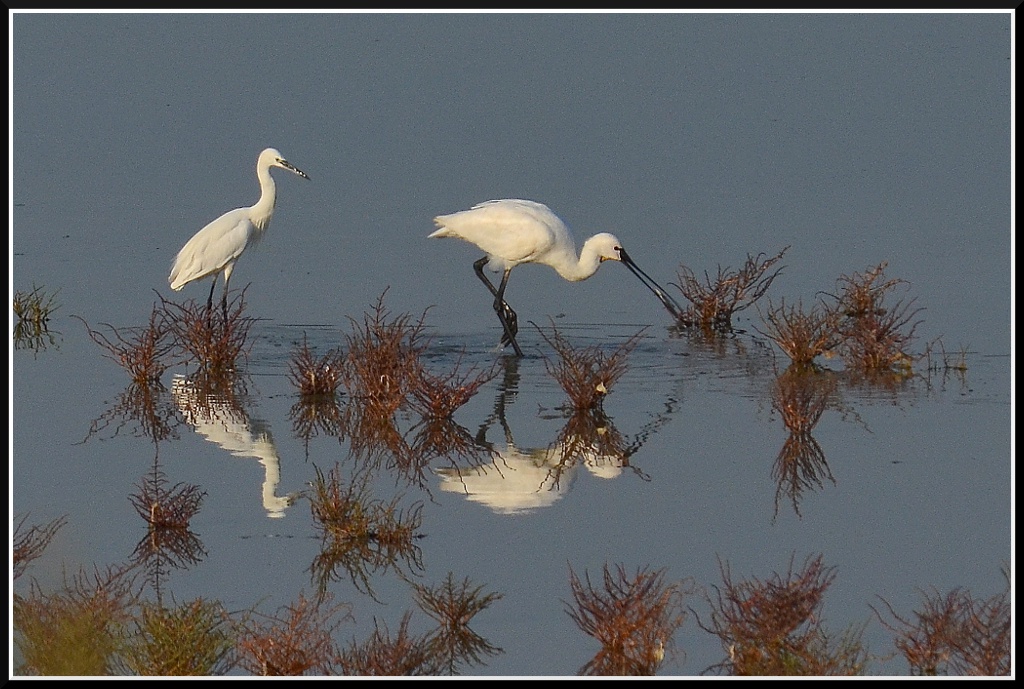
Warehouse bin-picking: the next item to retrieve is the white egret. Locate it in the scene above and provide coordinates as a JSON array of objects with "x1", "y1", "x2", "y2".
[
  {"x1": 429, "y1": 199, "x2": 682, "y2": 356},
  {"x1": 168, "y1": 147, "x2": 309, "y2": 314}
]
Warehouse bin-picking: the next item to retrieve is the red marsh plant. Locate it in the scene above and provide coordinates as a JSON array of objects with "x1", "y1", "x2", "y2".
[
  {"x1": 538, "y1": 322, "x2": 645, "y2": 411},
  {"x1": 14, "y1": 564, "x2": 139, "y2": 676},
  {"x1": 695, "y1": 554, "x2": 869, "y2": 676},
  {"x1": 565, "y1": 563, "x2": 691, "y2": 676},
  {"x1": 129, "y1": 467, "x2": 206, "y2": 532},
  {"x1": 671, "y1": 247, "x2": 789, "y2": 332},
  {"x1": 757, "y1": 297, "x2": 843, "y2": 368},
  {"x1": 127, "y1": 460, "x2": 209, "y2": 589},
  {"x1": 337, "y1": 611, "x2": 436, "y2": 675},
  {"x1": 13, "y1": 513, "x2": 68, "y2": 581},
  {"x1": 872, "y1": 568, "x2": 1011, "y2": 676},
  {"x1": 307, "y1": 463, "x2": 425, "y2": 604},
  {"x1": 409, "y1": 354, "x2": 497, "y2": 420},
  {"x1": 340, "y1": 291, "x2": 429, "y2": 416},
  {"x1": 117, "y1": 598, "x2": 236, "y2": 676},
  {"x1": 75, "y1": 303, "x2": 176, "y2": 385},
  {"x1": 827, "y1": 261, "x2": 923, "y2": 376},
  {"x1": 160, "y1": 288, "x2": 257, "y2": 375},
  {"x1": 235, "y1": 591, "x2": 352, "y2": 676},
  {"x1": 288, "y1": 332, "x2": 346, "y2": 398}
]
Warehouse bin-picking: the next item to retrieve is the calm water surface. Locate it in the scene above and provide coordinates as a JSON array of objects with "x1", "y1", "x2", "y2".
[{"x1": 11, "y1": 11, "x2": 1012, "y2": 677}]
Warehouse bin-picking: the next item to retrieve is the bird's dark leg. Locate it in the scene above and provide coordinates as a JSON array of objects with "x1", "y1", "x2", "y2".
[
  {"x1": 473, "y1": 258, "x2": 517, "y2": 325},
  {"x1": 492, "y1": 270, "x2": 523, "y2": 357},
  {"x1": 205, "y1": 276, "x2": 218, "y2": 327},
  {"x1": 206, "y1": 277, "x2": 217, "y2": 314},
  {"x1": 474, "y1": 258, "x2": 523, "y2": 357},
  {"x1": 220, "y1": 276, "x2": 232, "y2": 323}
]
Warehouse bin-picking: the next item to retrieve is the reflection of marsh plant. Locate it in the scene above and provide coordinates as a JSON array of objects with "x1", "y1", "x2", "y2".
[
  {"x1": 696, "y1": 554, "x2": 868, "y2": 676},
  {"x1": 409, "y1": 355, "x2": 496, "y2": 420},
  {"x1": 553, "y1": 408, "x2": 630, "y2": 473},
  {"x1": 161, "y1": 289, "x2": 256, "y2": 374},
  {"x1": 308, "y1": 464, "x2": 425, "y2": 603},
  {"x1": 757, "y1": 298, "x2": 842, "y2": 368},
  {"x1": 408, "y1": 416, "x2": 495, "y2": 472},
  {"x1": 13, "y1": 316, "x2": 62, "y2": 353},
  {"x1": 288, "y1": 333, "x2": 346, "y2": 397},
  {"x1": 565, "y1": 563, "x2": 691, "y2": 676},
  {"x1": 921, "y1": 338, "x2": 970, "y2": 392},
  {"x1": 118, "y1": 598, "x2": 235, "y2": 676},
  {"x1": 129, "y1": 521, "x2": 207, "y2": 586},
  {"x1": 769, "y1": 368, "x2": 839, "y2": 519},
  {"x1": 338, "y1": 574, "x2": 503, "y2": 675},
  {"x1": 235, "y1": 591, "x2": 352, "y2": 676},
  {"x1": 337, "y1": 400, "x2": 412, "y2": 469},
  {"x1": 671, "y1": 247, "x2": 788, "y2": 332},
  {"x1": 290, "y1": 393, "x2": 346, "y2": 459},
  {"x1": 13, "y1": 284, "x2": 60, "y2": 324},
  {"x1": 13, "y1": 513, "x2": 68, "y2": 581},
  {"x1": 412, "y1": 572, "x2": 504, "y2": 674},
  {"x1": 14, "y1": 564, "x2": 139, "y2": 676},
  {"x1": 827, "y1": 262, "x2": 923, "y2": 376},
  {"x1": 539, "y1": 323, "x2": 644, "y2": 410},
  {"x1": 129, "y1": 467, "x2": 205, "y2": 531},
  {"x1": 81, "y1": 381, "x2": 182, "y2": 446},
  {"x1": 873, "y1": 567, "x2": 1011, "y2": 676},
  {"x1": 128, "y1": 464, "x2": 208, "y2": 588},
  {"x1": 75, "y1": 304, "x2": 176, "y2": 384},
  {"x1": 13, "y1": 285, "x2": 62, "y2": 354}
]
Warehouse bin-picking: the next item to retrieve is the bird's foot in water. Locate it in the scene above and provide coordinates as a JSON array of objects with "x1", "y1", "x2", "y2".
[{"x1": 499, "y1": 305, "x2": 519, "y2": 348}]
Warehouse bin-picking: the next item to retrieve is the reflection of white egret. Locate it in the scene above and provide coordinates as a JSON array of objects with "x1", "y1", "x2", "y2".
[{"x1": 171, "y1": 375, "x2": 298, "y2": 518}]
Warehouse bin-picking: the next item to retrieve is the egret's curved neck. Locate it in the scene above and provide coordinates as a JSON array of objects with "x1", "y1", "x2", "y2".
[
  {"x1": 555, "y1": 237, "x2": 605, "y2": 282},
  {"x1": 251, "y1": 165, "x2": 278, "y2": 230}
]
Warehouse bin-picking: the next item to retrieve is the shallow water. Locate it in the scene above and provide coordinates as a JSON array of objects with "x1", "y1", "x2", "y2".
[
  {"x1": 11, "y1": 11, "x2": 1012, "y2": 677},
  {"x1": 11, "y1": 316, "x2": 1010, "y2": 675}
]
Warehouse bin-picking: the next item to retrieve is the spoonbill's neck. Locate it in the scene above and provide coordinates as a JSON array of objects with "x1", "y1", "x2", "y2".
[{"x1": 554, "y1": 236, "x2": 606, "y2": 282}]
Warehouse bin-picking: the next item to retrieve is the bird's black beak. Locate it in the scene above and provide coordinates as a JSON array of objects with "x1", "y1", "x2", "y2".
[
  {"x1": 282, "y1": 160, "x2": 310, "y2": 180},
  {"x1": 619, "y1": 248, "x2": 684, "y2": 321}
]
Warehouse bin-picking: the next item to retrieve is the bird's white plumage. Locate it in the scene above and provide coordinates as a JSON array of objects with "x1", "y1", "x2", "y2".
[
  {"x1": 430, "y1": 198, "x2": 621, "y2": 281},
  {"x1": 168, "y1": 147, "x2": 309, "y2": 308},
  {"x1": 429, "y1": 198, "x2": 681, "y2": 356}
]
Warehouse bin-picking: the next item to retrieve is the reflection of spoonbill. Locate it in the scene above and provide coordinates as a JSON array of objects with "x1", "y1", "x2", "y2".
[
  {"x1": 436, "y1": 436, "x2": 624, "y2": 515},
  {"x1": 429, "y1": 199, "x2": 682, "y2": 356},
  {"x1": 168, "y1": 147, "x2": 310, "y2": 314},
  {"x1": 171, "y1": 375, "x2": 299, "y2": 518},
  {"x1": 437, "y1": 445, "x2": 577, "y2": 515}
]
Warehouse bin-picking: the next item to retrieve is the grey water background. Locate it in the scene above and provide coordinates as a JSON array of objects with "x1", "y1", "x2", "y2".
[{"x1": 11, "y1": 11, "x2": 1012, "y2": 676}]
